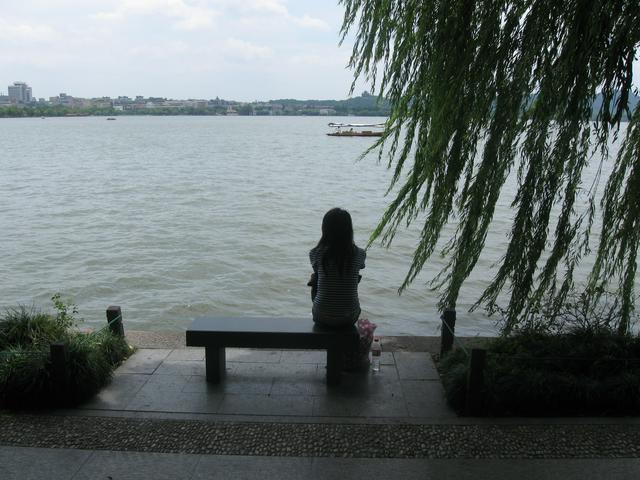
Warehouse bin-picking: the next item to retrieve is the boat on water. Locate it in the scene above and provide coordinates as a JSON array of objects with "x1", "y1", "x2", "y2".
[
  {"x1": 106, "y1": 117, "x2": 116, "y2": 120},
  {"x1": 327, "y1": 122, "x2": 384, "y2": 137}
]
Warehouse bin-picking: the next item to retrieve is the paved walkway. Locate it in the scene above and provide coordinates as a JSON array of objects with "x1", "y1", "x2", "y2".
[
  {"x1": 2, "y1": 343, "x2": 640, "y2": 479},
  {"x1": 78, "y1": 347, "x2": 452, "y2": 420},
  {"x1": 3, "y1": 445, "x2": 640, "y2": 479}
]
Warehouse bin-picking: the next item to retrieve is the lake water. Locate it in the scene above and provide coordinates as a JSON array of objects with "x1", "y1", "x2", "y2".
[{"x1": 0, "y1": 116, "x2": 626, "y2": 335}]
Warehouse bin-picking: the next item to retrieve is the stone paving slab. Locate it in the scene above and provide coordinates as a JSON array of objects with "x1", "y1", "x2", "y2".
[
  {"x1": 380, "y1": 351, "x2": 396, "y2": 365},
  {"x1": 0, "y1": 445, "x2": 91, "y2": 480},
  {"x1": 73, "y1": 449, "x2": 200, "y2": 480},
  {"x1": 309, "y1": 457, "x2": 640, "y2": 480},
  {"x1": 80, "y1": 373, "x2": 149, "y2": 411},
  {"x1": 217, "y1": 393, "x2": 315, "y2": 416},
  {"x1": 85, "y1": 348, "x2": 454, "y2": 420},
  {"x1": 270, "y1": 365, "x2": 325, "y2": 396},
  {"x1": 394, "y1": 351, "x2": 440, "y2": 380},
  {"x1": 401, "y1": 380, "x2": 455, "y2": 419},
  {"x1": 116, "y1": 349, "x2": 171, "y2": 374},
  {"x1": 3, "y1": 446, "x2": 640, "y2": 480},
  {"x1": 279, "y1": 349, "x2": 326, "y2": 364},
  {"x1": 226, "y1": 348, "x2": 282, "y2": 363},
  {"x1": 330, "y1": 365, "x2": 402, "y2": 396},
  {"x1": 126, "y1": 389, "x2": 224, "y2": 414},
  {"x1": 154, "y1": 359, "x2": 207, "y2": 376},
  {"x1": 165, "y1": 348, "x2": 206, "y2": 362},
  {"x1": 182, "y1": 369, "x2": 274, "y2": 395},
  {"x1": 142, "y1": 372, "x2": 191, "y2": 391},
  {"x1": 225, "y1": 361, "x2": 319, "y2": 386},
  {"x1": 194, "y1": 454, "x2": 312, "y2": 479},
  {"x1": 312, "y1": 391, "x2": 409, "y2": 417}
]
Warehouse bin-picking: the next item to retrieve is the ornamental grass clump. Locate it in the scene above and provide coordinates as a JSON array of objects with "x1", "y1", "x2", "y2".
[
  {"x1": 0, "y1": 296, "x2": 131, "y2": 408},
  {"x1": 0, "y1": 306, "x2": 66, "y2": 350}
]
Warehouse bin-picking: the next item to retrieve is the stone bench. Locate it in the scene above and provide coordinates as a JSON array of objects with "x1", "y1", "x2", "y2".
[{"x1": 185, "y1": 317, "x2": 359, "y2": 385}]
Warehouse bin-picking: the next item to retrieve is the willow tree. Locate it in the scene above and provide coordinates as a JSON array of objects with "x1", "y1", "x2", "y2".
[{"x1": 340, "y1": 0, "x2": 640, "y2": 334}]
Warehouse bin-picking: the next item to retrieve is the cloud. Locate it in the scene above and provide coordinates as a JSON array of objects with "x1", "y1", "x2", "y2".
[
  {"x1": 237, "y1": 0, "x2": 288, "y2": 16},
  {"x1": 174, "y1": 14, "x2": 215, "y2": 31},
  {"x1": 93, "y1": 0, "x2": 328, "y2": 34},
  {"x1": 0, "y1": 17, "x2": 56, "y2": 42},
  {"x1": 293, "y1": 14, "x2": 329, "y2": 30},
  {"x1": 128, "y1": 41, "x2": 190, "y2": 58},
  {"x1": 217, "y1": 0, "x2": 329, "y2": 30},
  {"x1": 223, "y1": 38, "x2": 273, "y2": 62},
  {"x1": 93, "y1": 0, "x2": 220, "y2": 30},
  {"x1": 93, "y1": 12, "x2": 119, "y2": 21},
  {"x1": 290, "y1": 50, "x2": 349, "y2": 68}
]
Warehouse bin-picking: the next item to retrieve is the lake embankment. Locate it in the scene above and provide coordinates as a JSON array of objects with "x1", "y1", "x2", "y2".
[{"x1": 124, "y1": 330, "x2": 494, "y2": 353}]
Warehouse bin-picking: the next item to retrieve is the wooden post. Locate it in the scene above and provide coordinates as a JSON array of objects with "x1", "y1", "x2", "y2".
[
  {"x1": 106, "y1": 306, "x2": 124, "y2": 337},
  {"x1": 465, "y1": 348, "x2": 486, "y2": 416},
  {"x1": 440, "y1": 309, "x2": 456, "y2": 357},
  {"x1": 50, "y1": 341, "x2": 68, "y2": 395}
]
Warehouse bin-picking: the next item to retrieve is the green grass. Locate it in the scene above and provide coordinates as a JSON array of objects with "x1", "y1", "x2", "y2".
[
  {"x1": 0, "y1": 304, "x2": 132, "y2": 408},
  {"x1": 439, "y1": 327, "x2": 640, "y2": 416}
]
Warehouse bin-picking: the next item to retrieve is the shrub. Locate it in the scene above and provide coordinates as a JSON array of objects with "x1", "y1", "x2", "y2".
[
  {"x1": 439, "y1": 327, "x2": 640, "y2": 416},
  {"x1": 0, "y1": 306, "x2": 66, "y2": 350},
  {"x1": 0, "y1": 346, "x2": 51, "y2": 407},
  {"x1": 62, "y1": 333, "x2": 116, "y2": 403},
  {"x1": 0, "y1": 298, "x2": 132, "y2": 408}
]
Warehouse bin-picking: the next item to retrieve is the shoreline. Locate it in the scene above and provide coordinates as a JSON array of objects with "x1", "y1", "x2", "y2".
[{"x1": 124, "y1": 330, "x2": 495, "y2": 353}]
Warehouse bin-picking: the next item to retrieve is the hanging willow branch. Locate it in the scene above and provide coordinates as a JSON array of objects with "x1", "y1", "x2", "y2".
[{"x1": 340, "y1": 0, "x2": 640, "y2": 334}]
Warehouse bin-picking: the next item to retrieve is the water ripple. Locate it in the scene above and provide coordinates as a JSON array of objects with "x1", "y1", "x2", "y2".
[{"x1": 0, "y1": 116, "x2": 628, "y2": 335}]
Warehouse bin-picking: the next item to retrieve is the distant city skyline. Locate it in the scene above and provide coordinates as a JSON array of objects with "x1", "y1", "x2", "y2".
[
  {"x1": 1, "y1": 0, "x2": 368, "y2": 102},
  {"x1": 0, "y1": 80, "x2": 374, "y2": 103}
]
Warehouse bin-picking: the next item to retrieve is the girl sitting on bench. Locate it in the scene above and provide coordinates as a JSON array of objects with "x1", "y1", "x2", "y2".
[{"x1": 308, "y1": 208, "x2": 366, "y2": 327}]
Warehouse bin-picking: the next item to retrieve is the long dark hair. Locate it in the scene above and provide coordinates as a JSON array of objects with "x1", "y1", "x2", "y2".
[{"x1": 316, "y1": 208, "x2": 355, "y2": 275}]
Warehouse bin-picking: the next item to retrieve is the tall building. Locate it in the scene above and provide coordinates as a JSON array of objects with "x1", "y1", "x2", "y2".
[{"x1": 7, "y1": 82, "x2": 33, "y2": 103}]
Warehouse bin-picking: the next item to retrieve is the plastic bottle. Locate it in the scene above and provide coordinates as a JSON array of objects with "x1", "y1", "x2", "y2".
[{"x1": 371, "y1": 337, "x2": 381, "y2": 372}]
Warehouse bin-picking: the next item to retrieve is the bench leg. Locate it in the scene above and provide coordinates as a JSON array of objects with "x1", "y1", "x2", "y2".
[
  {"x1": 326, "y1": 348, "x2": 342, "y2": 385},
  {"x1": 205, "y1": 346, "x2": 226, "y2": 383}
]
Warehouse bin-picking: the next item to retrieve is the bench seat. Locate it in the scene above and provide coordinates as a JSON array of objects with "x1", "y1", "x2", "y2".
[{"x1": 185, "y1": 317, "x2": 359, "y2": 385}]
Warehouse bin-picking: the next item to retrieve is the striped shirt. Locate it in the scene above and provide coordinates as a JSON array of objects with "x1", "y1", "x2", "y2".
[{"x1": 309, "y1": 245, "x2": 366, "y2": 324}]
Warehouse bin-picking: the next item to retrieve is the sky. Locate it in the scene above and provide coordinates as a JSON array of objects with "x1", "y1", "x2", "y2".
[
  {"x1": 1, "y1": 0, "x2": 364, "y2": 101},
  {"x1": 2, "y1": 1, "x2": 638, "y2": 102}
]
